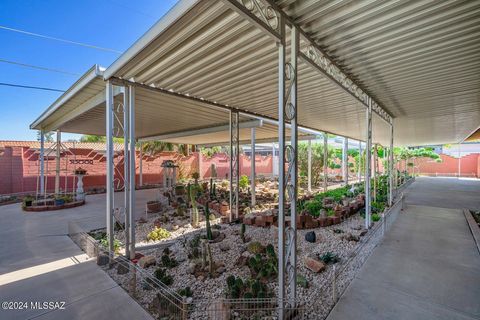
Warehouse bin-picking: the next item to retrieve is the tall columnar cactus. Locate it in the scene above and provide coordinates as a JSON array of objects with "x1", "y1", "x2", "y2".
[
  {"x1": 209, "y1": 178, "x2": 213, "y2": 198},
  {"x1": 205, "y1": 202, "x2": 213, "y2": 241},
  {"x1": 207, "y1": 242, "x2": 214, "y2": 276},
  {"x1": 188, "y1": 183, "x2": 199, "y2": 228},
  {"x1": 201, "y1": 239, "x2": 207, "y2": 269}
]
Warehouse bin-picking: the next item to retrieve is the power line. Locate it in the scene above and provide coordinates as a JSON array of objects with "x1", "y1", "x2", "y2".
[
  {"x1": 0, "y1": 82, "x2": 65, "y2": 93},
  {"x1": 0, "y1": 25, "x2": 122, "y2": 54},
  {"x1": 0, "y1": 58, "x2": 80, "y2": 76}
]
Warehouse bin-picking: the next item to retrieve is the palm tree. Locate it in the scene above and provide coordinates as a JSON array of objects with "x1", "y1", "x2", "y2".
[{"x1": 141, "y1": 141, "x2": 174, "y2": 156}]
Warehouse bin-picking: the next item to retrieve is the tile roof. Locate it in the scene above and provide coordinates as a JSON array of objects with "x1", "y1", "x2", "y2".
[{"x1": 0, "y1": 141, "x2": 124, "y2": 151}]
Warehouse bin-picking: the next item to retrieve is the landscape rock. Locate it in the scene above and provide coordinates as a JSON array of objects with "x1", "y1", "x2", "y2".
[
  {"x1": 187, "y1": 262, "x2": 196, "y2": 274},
  {"x1": 138, "y1": 255, "x2": 156, "y2": 268},
  {"x1": 305, "y1": 231, "x2": 316, "y2": 243},
  {"x1": 304, "y1": 256, "x2": 325, "y2": 273},
  {"x1": 219, "y1": 243, "x2": 230, "y2": 251},
  {"x1": 117, "y1": 263, "x2": 129, "y2": 275},
  {"x1": 97, "y1": 254, "x2": 109, "y2": 266},
  {"x1": 343, "y1": 233, "x2": 360, "y2": 242}
]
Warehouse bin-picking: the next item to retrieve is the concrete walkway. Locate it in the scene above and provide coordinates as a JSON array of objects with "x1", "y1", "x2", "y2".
[
  {"x1": 327, "y1": 177, "x2": 480, "y2": 320},
  {"x1": 0, "y1": 189, "x2": 158, "y2": 320}
]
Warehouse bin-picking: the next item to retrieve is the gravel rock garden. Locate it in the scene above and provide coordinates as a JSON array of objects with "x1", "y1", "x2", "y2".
[{"x1": 95, "y1": 174, "x2": 392, "y2": 319}]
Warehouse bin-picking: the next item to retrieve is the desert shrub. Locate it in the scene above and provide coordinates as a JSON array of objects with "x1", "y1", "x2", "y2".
[{"x1": 305, "y1": 200, "x2": 322, "y2": 217}]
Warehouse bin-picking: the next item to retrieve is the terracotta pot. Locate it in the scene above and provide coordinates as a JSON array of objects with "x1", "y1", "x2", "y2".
[{"x1": 147, "y1": 201, "x2": 161, "y2": 213}]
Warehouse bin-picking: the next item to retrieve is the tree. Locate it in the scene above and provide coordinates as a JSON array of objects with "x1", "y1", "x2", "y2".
[
  {"x1": 80, "y1": 135, "x2": 105, "y2": 142},
  {"x1": 141, "y1": 141, "x2": 192, "y2": 157},
  {"x1": 79, "y1": 135, "x2": 124, "y2": 143},
  {"x1": 297, "y1": 142, "x2": 336, "y2": 186},
  {"x1": 37, "y1": 131, "x2": 54, "y2": 142}
]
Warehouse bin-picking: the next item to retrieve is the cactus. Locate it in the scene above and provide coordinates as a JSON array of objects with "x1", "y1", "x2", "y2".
[
  {"x1": 211, "y1": 163, "x2": 217, "y2": 178},
  {"x1": 188, "y1": 183, "x2": 199, "y2": 228},
  {"x1": 209, "y1": 178, "x2": 213, "y2": 198},
  {"x1": 205, "y1": 203, "x2": 213, "y2": 240},
  {"x1": 201, "y1": 240, "x2": 207, "y2": 269},
  {"x1": 240, "y1": 223, "x2": 246, "y2": 243},
  {"x1": 266, "y1": 244, "x2": 275, "y2": 259},
  {"x1": 247, "y1": 241, "x2": 264, "y2": 254},
  {"x1": 207, "y1": 242, "x2": 214, "y2": 276}
]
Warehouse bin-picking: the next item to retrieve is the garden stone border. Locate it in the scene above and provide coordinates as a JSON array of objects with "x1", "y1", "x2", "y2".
[{"x1": 23, "y1": 200, "x2": 85, "y2": 212}]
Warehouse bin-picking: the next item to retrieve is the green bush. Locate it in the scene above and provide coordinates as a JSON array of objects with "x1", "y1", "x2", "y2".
[
  {"x1": 239, "y1": 175, "x2": 249, "y2": 190},
  {"x1": 305, "y1": 200, "x2": 322, "y2": 217},
  {"x1": 371, "y1": 213, "x2": 381, "y2": 222},
  {"x1": 99, "y1": 237, "x2": 122, "y2": 253}
]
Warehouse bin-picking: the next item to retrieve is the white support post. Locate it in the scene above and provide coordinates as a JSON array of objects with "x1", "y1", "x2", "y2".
[
  {"x1": 251, "y1": 127, "x2": 256, "y2": 207},
  {"x1": 277, "y1": 16, "x2": 286, "y2": 317},
  {"x1": 342, "y1": 137, "x2": 348, "y2": 185},
  {"x1": 389, "y1": 124, "x2": 394, "y2": 206},
  {"x1": 106, "y1": 81, "x2": 115, "y2": 255},
  {"x1": 229, "y1": 110, "x2": 239, "y2": 221},
  {"x1": 139, "y1": 142, "x2": 143, "y2": 187},
  {"x1": 40, "y1": 131, "x2": 45, "y2": 196},
  {"x1": 55, "y1": 130, "x2": 61, "y2": 195},
  {"x1": 365, "y1": 98, "x2": 373, "y2": 229},
  {"x1": 458, "y1": 144, "x2": 461, "y2": 178},
  {"x1": 307, "y1": 139, "x2": 312, "y2": 192},
  {"x1": 123, "y1": 87, "x2": 130, "y2": 259},
  {"x1": 358, "y1": 141, "x2": 363, "y2": 182},
  {"x1": 287, "y1": 24, "x2": 299, "y2": 308},
  {"x1": 128, "y1": 85, "x2": 136, "y2": 259},
  {"x1": 373, "y1": 144, "x2": 377, "y2": 203},
  {"x1": 323, "y1": 133, "x2": 328, "y2": 192}
]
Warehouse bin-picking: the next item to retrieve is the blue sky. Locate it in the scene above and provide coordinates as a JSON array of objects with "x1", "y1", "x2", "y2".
[{"x1": 0, "y1": 0, "x2": 178, "y2": 141}]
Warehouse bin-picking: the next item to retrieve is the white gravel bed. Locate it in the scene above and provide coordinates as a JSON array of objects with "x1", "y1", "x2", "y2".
[{"x1": 104, "y1": 205, "x2": 381, "y2": 319}]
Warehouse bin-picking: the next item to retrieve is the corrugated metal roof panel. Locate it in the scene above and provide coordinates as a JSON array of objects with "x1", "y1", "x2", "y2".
[{"x1": 276, "y1": 0, "x2": 480, "y2": 145}]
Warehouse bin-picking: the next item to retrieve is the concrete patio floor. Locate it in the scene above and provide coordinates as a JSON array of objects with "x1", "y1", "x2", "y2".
[
  {"x1": 327, "y1": 177, "x2": 480, "y2": 320},
  {"x1": 0, "y1": 189, "x2": 158, "y2": 320}
]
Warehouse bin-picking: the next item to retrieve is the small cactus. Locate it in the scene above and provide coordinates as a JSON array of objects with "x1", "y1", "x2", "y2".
[
  {"x1": 207, "y1": 242, "x2": 214, "y2": 276},
  {"x1": 205, "y1": 202, "x2": 213, "y2": 240},
  {"x1": 240, "y1": 223, "x2": 246, "y2": 242}
]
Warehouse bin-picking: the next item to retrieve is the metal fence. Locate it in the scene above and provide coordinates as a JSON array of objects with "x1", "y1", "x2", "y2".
[{"x1": 68, "y1": 188, "x2": 407, "y2": 320}]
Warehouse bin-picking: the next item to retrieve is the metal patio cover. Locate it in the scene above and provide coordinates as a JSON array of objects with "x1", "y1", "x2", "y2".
[{"x1": 32, "y1": 0, "x2": 479, "y2": 146}]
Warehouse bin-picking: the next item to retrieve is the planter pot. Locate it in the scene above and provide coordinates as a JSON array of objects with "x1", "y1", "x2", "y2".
[{"x1": 147, "y1": 201, "x2": 161, "y2": 213}]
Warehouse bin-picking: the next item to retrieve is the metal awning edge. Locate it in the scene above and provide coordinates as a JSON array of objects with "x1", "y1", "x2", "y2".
[{"x1": 30, "y1": 64, "x2": 105, "y2": 130}]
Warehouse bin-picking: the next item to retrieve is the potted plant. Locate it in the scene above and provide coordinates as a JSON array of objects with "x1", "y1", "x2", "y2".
[
  {"x1": 54, "y1": 195, "x2": 65, "y2": 206},
  {"x1": 23, "y1": 195, "x2": 34, "y2": 207},
  {"x1": 147, "y1": 200, "x2": 162, "y2": 213}
]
